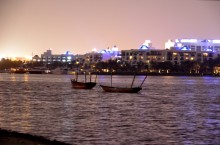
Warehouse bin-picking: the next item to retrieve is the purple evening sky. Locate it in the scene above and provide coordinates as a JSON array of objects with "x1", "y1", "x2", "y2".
[{"x1": 0, "y1": 0, "x2": 219, "y2": 57}]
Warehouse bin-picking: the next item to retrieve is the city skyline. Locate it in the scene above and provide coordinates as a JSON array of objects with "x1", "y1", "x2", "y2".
[{"x1": 0, "y1": 0, "x2": 220, "y2": 58}]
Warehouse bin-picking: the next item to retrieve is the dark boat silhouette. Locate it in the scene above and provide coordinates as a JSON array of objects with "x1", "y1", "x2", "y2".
[
  {"x1": 100, "y1": 73, "x2": 147, "y2": 93},
  {"x1": 71, "y1": 72, "x2": 97, "y2": 89},
  {"x1": 71, "y1": 79, "x2": 96, "y2": 89},
  {"x1": 100, "y1": 85, "x2": 142, "y2": 93},
  {"x1": 28, "y1": 67, "x2": 51, "y2": 74},
  {"x1": 13, "y1": 67, "x2": 28, "y2": 74}
]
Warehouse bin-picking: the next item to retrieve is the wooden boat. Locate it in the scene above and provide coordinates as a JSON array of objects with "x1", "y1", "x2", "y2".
[
  {"x1": 71, "y1": 72, "x2": 97, "y2": 89},
  {"x1": 71, "y1": 79, "x2": 96, "y2": 89},
  {"x1": 28, "y1": 67, "x2": 51, "y2": 74},
  {"x1": 12, "y1": 68, "x2": 28, "y2": 74},
  {"x1": 100, "y1": 85, "x2": 142, "y2": 93},
  {"x1": 100, "y1": 73, "x2": 147, "y2": 93}
]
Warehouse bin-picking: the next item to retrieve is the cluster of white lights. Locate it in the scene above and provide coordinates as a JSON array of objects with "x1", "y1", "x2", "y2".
[
  {"x1": 92, "y1": 48, "x2": 98, "y2": 52},
  {"x1": 177, "y1": 43, "x2": 182, "y2": 47},
  {"x1": 212, "y1": 40, "x2": 220, "y2": 43},
  {"x1": 165, "y1": 39, "x2": 174, "y2": 49},
  {"x1": 143, "y1": 40, "x2": 151, "y2": 46},
  {"x1": 64, "y1": 51, "x2": 72, "y2": 55},
  {"x1": 112, "y1": 46, "x2": 118, "y2": 51},
  {"x1": 180, "y1": 39, "x2": 198, "y2": 43},
  {"x1": 99, "y1": 46, "x2": 119, "y2": 54},
  {"x1": 139, "y1": 40, "x2": 151, "y2": 49},
  {"x1": 175, "y1": 39, "x2": 220, "y2": 44}
]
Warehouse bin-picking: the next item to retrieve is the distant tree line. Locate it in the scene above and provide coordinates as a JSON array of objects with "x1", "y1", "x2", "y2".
[
  {"x1": 93, "y1": 56, "x2": 220, "y2": 75},
  {"x1": 1, "y1": 56, "x2": 220, "y2": 75},
  {"x1": 0, "y1": 58, "x2": 24, "y2": 70}
]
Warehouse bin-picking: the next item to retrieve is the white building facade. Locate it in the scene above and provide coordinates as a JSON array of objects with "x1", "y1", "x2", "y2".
[
  {"x1": 121, "y1": 40, "x2": 164, "y2": 65},
  {"x1": 121, "y1": 39, "x2": 220, "y2": 65},
  {"x1": 164, "y1": 39, "x2": 220, "y2": 64},
  {"x1": 33, "y1": 49, "x2": 74, "y2": 64}
]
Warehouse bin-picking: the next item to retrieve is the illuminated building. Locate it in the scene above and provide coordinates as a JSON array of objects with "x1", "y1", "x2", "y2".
[
  {"x1": 32, "y1": 55, "x2": 41, "y2": 62},
  {"x1": 84, "y1": 52, "x2": 102, "y2": 64},
  {"x1": 121, "y1": 49, "x2": 164, "y2": 65},
  {"x1": 74, "y1": 54, "x2": 84, "y2": 64},
  {"x1": 72, "y1": 52, "x2": 102, "y2": 72},
  {"x1": 100, "y1": 45, "x2": 121, "y2": 61},
  {"x1": 213, "y1": 66, "x2": 220, "y2": 75},
  {"x1": 36, "y1": 49, "x2": 74, "y2": 64},
  {"x1": 164, "y1": 39, "x2": 220, "y2": 64},
  {"x1": 168, "y1": 39, "x2": 220, "y2": 53},
  {"x1": 34, "y1": 39, "x2": 220, "y2": 67},
  {"x1": 121, "y1": 40, "x2": 163, "y2": 65},
  {"x1": 121, "y1": 39, "x2": 220, "y2": 65},
  {"x1": 74, "y1": 49, "x2": 102, "y2": 65}
]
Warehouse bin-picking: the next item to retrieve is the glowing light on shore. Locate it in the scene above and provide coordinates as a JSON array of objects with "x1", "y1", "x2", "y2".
[
  {"x1": 143, "y1": 40, "x2": 151, "y2": 46},
  {"x1": 177, "y1": 43, "x2": 182, "y2": 47},
  {"x1": 165, "y1": 39, "x2": 174, "y2": 49},
  {"x1": 139, "y1": 40, "x2": 151, "y2": 50},
  {"x1": 180, "y1": 39, "x2": 197, "y2": 43},
  {"x1": 0, "y1": 55, "x2": 6, "y2": 60},
  {"x1": 92, "y1": 48, "x2": 98, "y2": 52},
  {"x1": 175, "y1": 39, "x2": 180, "y2": 43},
  {"x1": 112, "y1": 46, "x2": 118, "y2": 51},
  {"x1": 25, "y1": 55, "x2": 32, "y2": 60},
  {"x1": 212, "y1": 40, "x2": 220, "y2": 43},
  {"x1": 0, "y1": 54, "x2": 32, "y2": 61}
]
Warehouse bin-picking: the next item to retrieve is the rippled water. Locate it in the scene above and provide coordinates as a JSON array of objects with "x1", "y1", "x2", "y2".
[{"x1": 0, "y1": 74, "x2": 219, "y2": 145}]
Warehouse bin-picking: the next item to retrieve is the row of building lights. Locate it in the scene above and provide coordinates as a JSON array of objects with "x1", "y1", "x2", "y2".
[{"x1": 2, "y1": 38, "x2": 220, "y2": 61}]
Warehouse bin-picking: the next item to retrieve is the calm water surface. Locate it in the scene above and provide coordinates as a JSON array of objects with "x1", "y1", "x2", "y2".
[{"x1": 0, "y1": 74, "x2": 219, "y2": 145}]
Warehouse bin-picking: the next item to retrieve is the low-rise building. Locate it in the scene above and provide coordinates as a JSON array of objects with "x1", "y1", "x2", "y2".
[
  {"x1": 100, "y1": 45, "x2": 121, "y2": 61},
  {"x1": 121, "y1": 40, "x2": 163, "y2": 65},
  {"x1": 121, "y1": 39, "x2": 220, "y2": 66},
  {"x1": 34, "y1": 49, "x2": 74, "y2": 64},
  {"x1": 164, "y1": 39, "x2": 220, "y2": 64}
]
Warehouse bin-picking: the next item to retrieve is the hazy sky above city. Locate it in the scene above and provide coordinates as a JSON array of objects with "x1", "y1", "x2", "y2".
[{"x1": 0, "y1": 0, "x2": 220, "y2": 57}]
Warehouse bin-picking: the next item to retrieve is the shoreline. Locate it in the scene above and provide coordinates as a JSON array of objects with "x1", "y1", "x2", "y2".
[
  {"x1": 0, "y1": 72, "x2": 219, "y2": 77},
  {"x1": 0, "y1": 128, "x2": 71, "y2": 145},
  {"x1": 93, "y1": 72, "x2": 220, "y2": 77}
]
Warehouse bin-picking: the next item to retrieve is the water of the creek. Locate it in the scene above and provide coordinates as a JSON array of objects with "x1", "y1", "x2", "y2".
[{"x1": 0, "y1": 74, "x2": 219, "y2": 145}]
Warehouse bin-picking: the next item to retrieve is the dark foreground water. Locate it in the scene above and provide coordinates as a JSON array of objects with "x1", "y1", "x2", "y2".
[{"x1": 0, "y1": 74, "x2": 219, "y2": 145}]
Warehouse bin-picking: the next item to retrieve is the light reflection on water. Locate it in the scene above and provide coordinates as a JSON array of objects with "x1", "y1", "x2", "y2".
[{"x1": 0, "y1": 74, "x2": 219, "y2": 145}]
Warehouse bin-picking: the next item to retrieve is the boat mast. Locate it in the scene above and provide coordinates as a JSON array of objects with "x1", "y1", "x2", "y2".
[
  {"x1": 89, "y1": 72, "x2": 91, "y2": 82},
  {"x1": 95, "y1": 75, "x2": 97, "y2": 83},
  {"x1": 76, "y1": 61, "x2": 79, "y2": 81},
  {"x1": 110, "y1": 72, "x2": 112, "y2": 87},
  {"x1": 84, "y1": 72, "x2": 86, "y2": 83},
  {"x1": 131, "y1": 73, "x2": 136, "y2": 88},
  {"x1": 139, "y1": 75, "x2": 147, "y2": 87},
  {"x1": 76, "y1": 71, "x2": 78, "y2": 81}
]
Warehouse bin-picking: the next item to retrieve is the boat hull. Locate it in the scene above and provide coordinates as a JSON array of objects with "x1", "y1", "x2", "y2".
[
  {"x1": 100, "y1": 85, "x2": 142, "y2": 93},
  {"x1": 14, "y1": 71, "x2": 27, "y2": 74},
  {"x1": 71, "y1": 80, "x2": 96, "y2": 89},
  {"x1": 28, "y1": 71, "x2": 45, "y2": 74}
]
